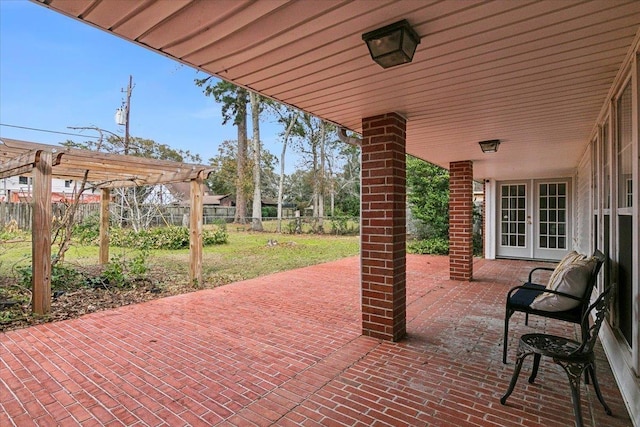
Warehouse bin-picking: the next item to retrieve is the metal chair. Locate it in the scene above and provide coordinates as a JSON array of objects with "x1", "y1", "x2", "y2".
[
  {"x1": 500, "y1": 284, "x2": 615, "y2": 427},
  {"x1": 503, "y1": 250, "x2": 605, "y2": 364}
]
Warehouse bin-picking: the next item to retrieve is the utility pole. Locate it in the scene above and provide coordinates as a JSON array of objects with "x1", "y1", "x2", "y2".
[{"x1": 121, "y1": 75, "x2": 133, "y2": 154}]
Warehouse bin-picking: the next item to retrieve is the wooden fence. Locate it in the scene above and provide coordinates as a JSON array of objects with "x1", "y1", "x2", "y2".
[{"x1": 0, "y1": 202, "x2": 241, "y2": 231}]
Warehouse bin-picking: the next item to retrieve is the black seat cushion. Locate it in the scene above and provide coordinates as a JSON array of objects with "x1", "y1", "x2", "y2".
[{"x1": 509, "y1": 283, "x2": 545, "y2": 308}]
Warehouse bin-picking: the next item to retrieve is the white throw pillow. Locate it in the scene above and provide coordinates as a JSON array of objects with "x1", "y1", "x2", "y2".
[
  {"x1": 530, "y1": 255, "x2": 596, "y2": 311},
  {"x1": 545, "y1": 251, "x2": 581, "y2": 286}
]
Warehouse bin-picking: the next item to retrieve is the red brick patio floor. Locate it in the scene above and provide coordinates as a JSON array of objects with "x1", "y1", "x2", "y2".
[{"x1": 0, "y1": 255, "x2": 633, "y2": 426}]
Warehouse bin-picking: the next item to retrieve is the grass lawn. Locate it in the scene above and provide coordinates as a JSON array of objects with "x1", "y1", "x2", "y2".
[
  {"x1": 1, "y1": 229, "x2": 360, "y2": 287},
  {"x1": 151, "y1": 230, "x2": 360, "y2": 285}
]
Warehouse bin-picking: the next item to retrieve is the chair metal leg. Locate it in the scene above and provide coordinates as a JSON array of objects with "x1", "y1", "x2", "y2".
[
  {"x1": 528, "y1": 353, "x2": 541, "y2": 383},
  {"x1": 558, "y1": 361, "x2": 587, "y2": 427},
  {"x1": 503, "y1": 309, "x2": 513, "y2": 364},
  {"x1": 588, "y1": 363, "x2": 612, "y2": 415},
  {"x1": 566, "y1": 371, "x2": 584, "y2": 427},
  {"x1": 501, "y1": 353, "x2": 527, "y2": 405},
  {"x1": 581, "y1": 325, "x2": 590, "y2": 385}
]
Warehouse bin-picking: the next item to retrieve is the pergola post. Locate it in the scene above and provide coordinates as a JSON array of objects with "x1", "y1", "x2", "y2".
[
  {"x1": 99, "y1": 188, "x2": 110, "y2": 265},
  {"x1": 32, "y1": 151, "x2": 52, "y2": 314},
  {"x1": 189, "y1": 172, "x2": 204, "y2": 286},
  {"x1": 361, "y1": 112, "x2": 407, "y2": 341},
  {"x1": 449, "y1": 160, "x2": 474, "y2": 281}
]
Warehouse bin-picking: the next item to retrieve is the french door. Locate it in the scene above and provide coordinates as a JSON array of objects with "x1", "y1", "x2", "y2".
[{"x1": 497, "y1": 179, "x2": 572, "y2": 261}]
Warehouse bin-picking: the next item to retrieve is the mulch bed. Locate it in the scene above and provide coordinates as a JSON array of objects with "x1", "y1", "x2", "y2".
[{"x1": 0, "y1": 271, "x2": 223, "y2": 333}]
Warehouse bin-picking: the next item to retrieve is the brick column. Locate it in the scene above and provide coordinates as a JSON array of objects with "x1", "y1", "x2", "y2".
[
  {"x1": 449, "y1": 160, "x2": 473, "y2": 281},
  {"x1": 361, "y1": 113, "x2": 406, "y2": 341}
]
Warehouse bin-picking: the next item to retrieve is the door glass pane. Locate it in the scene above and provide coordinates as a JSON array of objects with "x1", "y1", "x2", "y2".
[
  {"x1": 500, "y1": 184, "x2": 526, "y2": 247},
  {"x1": 538, "y1": 182, "x2": 568, "y2": 250}
]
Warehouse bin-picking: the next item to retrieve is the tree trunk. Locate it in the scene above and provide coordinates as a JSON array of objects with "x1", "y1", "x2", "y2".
[
  {"x1": 277, "y1": 111, "x2": 299, "y2": 233},
  {"x1": 277, "y1": 140, "x2": 287, "y2": 233},
  {"x1": 235, "y1": 89, "x2": 248, "y2": 224},
  {"x1": 250, "y1": 92, "x2": 263, "y2": 231},
  {"x1": 317, "y1": 123, "x2": 326, "y2": 232},
  {"x1": 312, "y1": 138, "x2": 318, "y2": 224},
  {"x1": 330, "y1": 182, "x2": 335, "y2": 216}
]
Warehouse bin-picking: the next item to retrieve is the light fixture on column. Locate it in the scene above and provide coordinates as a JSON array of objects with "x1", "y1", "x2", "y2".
[
  {"x1": 479, "y1": 139, "x2": 501, "y2": 153},
  {"x1": 362, "y1": 20, "x2": 421, "y2": 69}
]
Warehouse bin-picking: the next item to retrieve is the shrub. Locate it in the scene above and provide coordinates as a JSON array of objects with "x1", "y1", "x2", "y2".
[
  {"x1": 73, "y1": 214, "x2": 101, "y2": 244},
  {"x1": 128, "y1": 249, "x2": 149, "y2": 277},
  {"x1": 329, "y1": 216, "x2": 359, "y2": 235},
  {"x1": 0, "y1": 219, "x2": 23, "y2": 241},
  {"x1": 148, "y1": 226, "x2": 189, "y2": 250},
  {"x1": 261, "y1": 206, "x2": 277, "y2": 218},
  {"x1": 109, "y1": 225, "x2": 228, "y2": 250},
  {"x1": 203, "y1": 226, "x2": 228, "y2": 245},
  {"x1": 100, "y1": 254, "x2": 128, "y2": 288},
  {"x1": 473, "y1": 230, "x2": 483, "y2": 257},
  {"x1": 407, "y1": 237, "x2": 449, "y2": 255},
  {"x1": 16, "y1": 263, "x2": 85, "y2": 291},
  {"x1": 286, "y1": 219, "x2": 302, "y2": 234}
]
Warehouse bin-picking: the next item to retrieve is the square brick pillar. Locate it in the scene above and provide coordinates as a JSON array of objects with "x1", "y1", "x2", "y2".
[
  {"x1": 449, "y1": 160, "x2": 473, "y2": 281},
  {"x1": 361, "y1": 113, "x2": 406, "y2": 341}
]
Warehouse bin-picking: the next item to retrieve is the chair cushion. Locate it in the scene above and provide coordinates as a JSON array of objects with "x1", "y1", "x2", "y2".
[
  {"x1": 509, "y1": 283, "x2": 546, "y2": 308},
  {"x1": 530, "y1": 253, "x2": 596, "y2": 311}
]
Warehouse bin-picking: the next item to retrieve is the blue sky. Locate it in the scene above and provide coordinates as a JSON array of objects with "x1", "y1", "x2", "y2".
[{"x1": 0, "y1": 0, "x2": 285, "y2": 167}]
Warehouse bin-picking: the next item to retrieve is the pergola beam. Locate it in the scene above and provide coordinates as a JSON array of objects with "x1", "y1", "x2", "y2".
[
  {"x1": 0, "y1": 149, "x2": 41, "y2": 178},
  {"x1": 48, "y1": 169, "x2": 210, "y2": 189},
  {"x1": 1, "y1": 139, "x2": 210, "y2": 187}
]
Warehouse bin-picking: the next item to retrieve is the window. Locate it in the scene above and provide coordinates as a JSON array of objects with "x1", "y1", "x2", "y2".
[
  {"x1": 65, "y1": 180, "x2": 72, "y2": 188},
  {"x1": 18, "y1": 176, "x2": 29, "y2": 185},
  {"x1": 615, "y1": 79, "x2": 633, "y2": 348},
  {"x1": 617, "y1": 81, "x2": 633, "y2": 209},
  {"x1": 603, "y1": 120, "x2": 611, "y2": 210}
]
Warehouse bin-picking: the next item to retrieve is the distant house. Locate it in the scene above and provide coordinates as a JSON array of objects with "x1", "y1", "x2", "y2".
[
  {"x1": 261, "y1": 197, "x2": 295, "y2": 209},
  {"x1": 164, "y1": 182, "x2": 234, "y2": 207},
  {"x1": 0, "y1": 175, "x2": 101, "y2": 203}
]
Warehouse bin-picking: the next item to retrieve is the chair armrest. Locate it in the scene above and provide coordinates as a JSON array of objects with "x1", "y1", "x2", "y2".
[{"x1": 528, "y1": 267, "x2": 555, "y2": 283}]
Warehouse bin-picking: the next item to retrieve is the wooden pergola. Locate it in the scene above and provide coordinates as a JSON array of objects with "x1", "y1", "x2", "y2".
[{"x1": 0, "y1": 138, "x2": 212, "y2": 314}]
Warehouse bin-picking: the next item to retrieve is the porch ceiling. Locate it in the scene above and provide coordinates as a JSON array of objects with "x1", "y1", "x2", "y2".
[{"x1": 34, "y1": 0, "x2": 640, "y2": 180}]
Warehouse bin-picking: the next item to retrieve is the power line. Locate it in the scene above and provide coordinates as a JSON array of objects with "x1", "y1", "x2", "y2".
[{"x1": 0, "y1": 123, "x2": 100, "y2": 139}]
